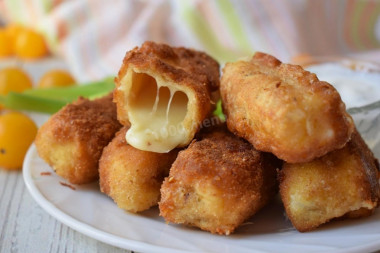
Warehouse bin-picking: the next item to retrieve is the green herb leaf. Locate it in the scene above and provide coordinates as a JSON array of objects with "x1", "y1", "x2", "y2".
[{"x1": 213, "y1": 99, "x2": 225, "y2": 121}]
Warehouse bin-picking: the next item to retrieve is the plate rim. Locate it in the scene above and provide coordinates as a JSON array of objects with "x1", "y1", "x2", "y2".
[
  {"x1": 23, "y1": 139, "x2": 380, "y2": 253},
  {"x1": 22, "y1": 144, "x2": 190, "y2": 253},
  {"x1": 18, "y1": 58, "x2": 380, "y2": 252}
]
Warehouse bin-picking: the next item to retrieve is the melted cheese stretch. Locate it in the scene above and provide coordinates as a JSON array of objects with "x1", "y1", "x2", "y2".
[{"x1": 126, "y1": 71, "x2": 189, "y2": 153}]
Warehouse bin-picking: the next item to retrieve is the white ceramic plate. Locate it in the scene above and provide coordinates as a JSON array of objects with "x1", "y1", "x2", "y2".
[{"x1": 23, "y1": 101, "x2": 380, "y2": 253}]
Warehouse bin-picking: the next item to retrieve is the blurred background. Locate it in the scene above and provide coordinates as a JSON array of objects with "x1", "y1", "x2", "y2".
[{"x1": 1, "y1": 0, "x2": 379, "y2": 81}]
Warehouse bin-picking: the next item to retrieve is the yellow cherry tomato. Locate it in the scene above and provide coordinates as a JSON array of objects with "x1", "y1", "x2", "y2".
[
  {"x1": 14, "y1": 28, "x2": 48, "y2": 59},
  {"x1": 0, "y1": 67, "x2": 33, "y2": 95},
  {"x1": 0, "y1": 112, "x2": 37, "y2": 170},
  {"x1": 6, "y1": 23, "x2": 25, "y2": 39},
  {"x1": 0, "y1": 28, "x2": 13, "y2": 57},
  {"x1": 38, "y1": 70, "x2": 76, "y2": 88},
  {"x1": 6, "y1": 23, "x2": 25, "y2": 50}
]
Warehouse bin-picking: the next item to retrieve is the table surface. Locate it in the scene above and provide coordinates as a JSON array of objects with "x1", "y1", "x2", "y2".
[{"x1": 0, "y1": 170, "x2": 132, "y2": 253}]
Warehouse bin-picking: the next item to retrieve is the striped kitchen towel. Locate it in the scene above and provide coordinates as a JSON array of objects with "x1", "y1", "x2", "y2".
[{"x1": 1, "y1": 0, "x2": 379, "y2": 81}]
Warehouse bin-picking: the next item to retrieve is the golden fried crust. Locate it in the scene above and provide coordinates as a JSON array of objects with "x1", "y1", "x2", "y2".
[
  {"x1": 221, "y1": 52, "x2": 354, "y2": 163},
  {"x1": 99, "y1": 127, "x2": 178, "y2": 213},
  {"x1": 114, "y1": 41, "x2": 220, "y2": 126},
  {"x1": 279, "y1": 129, "x2": 380, "y2": 232},
  {"x1": 35, "y1": 94, "x2": 122, "y2": 184},
  {"x1": 113, "y1": 41, "x2": 220, "y2": 151},
  {"x1": 159, "y1": 128, "x2": 281, "y2": 235}
]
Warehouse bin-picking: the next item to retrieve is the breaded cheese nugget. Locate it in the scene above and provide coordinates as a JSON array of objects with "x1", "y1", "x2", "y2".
[
  {"x1": 159, "y1": 128, "x2": 281, "y2": 235},
  {"x1": 279, "y1": 130, "x2": 380, "y2": 232},
  {"x1": 99, "y1": 127, "x2": 178, "y2": 213},
  {"x1": 35, "y1": 94, "x2": 122, "y2": 184},
  {"x1": 114, "y1": 41, "x2": 220, "y2": 153},
  {"x1": 220, "y1": 52, "x2": 354, "y2": 163}
]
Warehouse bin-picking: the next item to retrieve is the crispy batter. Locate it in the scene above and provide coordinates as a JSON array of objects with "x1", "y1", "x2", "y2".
[
  {"x1": 99, "y1": 127, "x2": 178, "y2": 213},
  {"x1": 35, "y1": 94, "x2": 122, "y2": 184},
  {"x1": 114, "y1": 41, "x2": 220, "y2": 152},
  {"x1": 159, "y1": 127, "x2": 281, "y2": 235},
  {"x1": 220, "y1": 52, "x2": 354, "y2": 163},
  {"x1": 279, "y1": 129, "x2": 380, "y2": 232},
  {"x1": 115, "y1": 41, "x2": 220, "y2": 125}
]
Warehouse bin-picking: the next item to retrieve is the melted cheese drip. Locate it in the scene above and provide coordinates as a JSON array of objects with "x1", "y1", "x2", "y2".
[{"x1": 126, "y1": 72, "x2": 188, "y2": 153}]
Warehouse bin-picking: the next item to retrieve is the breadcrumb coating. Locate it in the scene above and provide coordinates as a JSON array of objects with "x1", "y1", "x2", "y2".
[
  {"x1": 159, "y1": 127, "x2": 281, "y2": 235},
  {"x1": 35, "y1": 94, "x2": 122, "y2": 184},
  {"x1": 99, "y1": 127, "x2": 178, "y2": 213},
  {"x1": 279, "y1": 129, "x2": 380, "y2": 232},
  {"x1": 221, "y1": 52, "x2": 354, "y2": 163}
]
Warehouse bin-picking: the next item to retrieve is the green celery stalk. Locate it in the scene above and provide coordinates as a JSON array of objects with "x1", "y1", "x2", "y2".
[
  {"x1": 23, "y1": 77, "x2": 115, "y2": 101},
  {"x1": 0, "y1": 92, "x2": 67, "y2": 114},
  {"x1": 0, "y1": 77, "x2": 115, "y2": 114}
]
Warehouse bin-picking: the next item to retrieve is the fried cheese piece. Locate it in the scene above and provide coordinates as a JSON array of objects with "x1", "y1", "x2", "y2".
[
  {"x1": 279, "y1": 130, "x2": 380, "y2": 232},
  {"x1": 99, "y1": 127, "x2": 178, "y2": 213},
  {"x1": 35, "y1": 94, "x2": 122, "y2": 184},
  {"x1": 114, "y1": 41, "x2": 220, "y2": 153},
  {"x1": 220, "y1": 52, "x2": 354, "y2": 163},
  {"x1": 159, "y1": 128, "x2": 281, "y2": 235}
]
